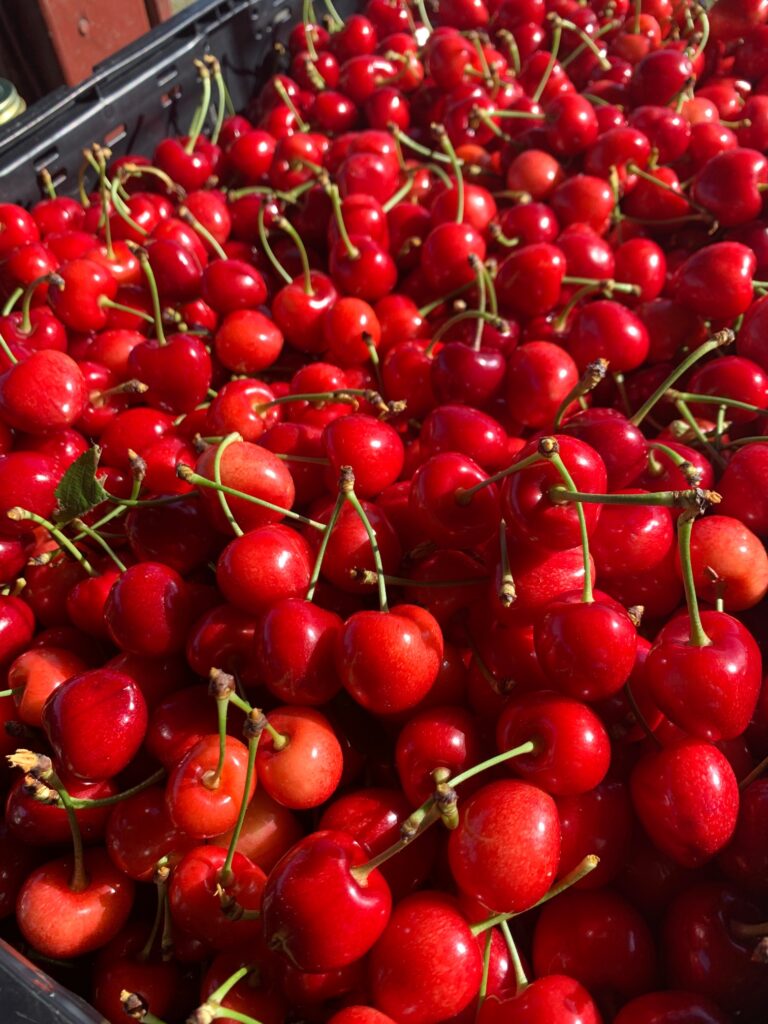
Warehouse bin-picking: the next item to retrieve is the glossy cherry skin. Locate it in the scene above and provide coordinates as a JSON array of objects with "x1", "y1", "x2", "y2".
[
  {"x1": 319, "y1": 787, "x2": 439, "y2": 901},
  {"x1": 644, "y1": 611, "x2": 762, "y2": 741},
  {"x1": 47, "y1": 258, "x2": 118, "y2": 332},
  {"x1": 409, "y1": 452, "x2": 501, "y2": 549},
  {"x1": 496, "y1": 243, "x2": 566, "y2": 318},
  {"x1": 169, "y1": 845, "x2": 266, "y2": 950},
  {"x1": 0, "y1": 452, "x2": 61, "y2": 538},
  {"x1": 166, "y1": 734, "x2": 257, "y2": 839},
  {"x1": 631, "y1": 740, "x2": 739, "y2": 867},
  {"x1": 496, "y1": 691, "x2": 611, "y2": 796},
  {"x1": 719, "y1": 777, "x2": 768, "y2": 894},
  {"x1": 693, "y1": 147, "x2": 768, "y2": 227},
  {"x1": 504, "y1": 341, "x2": 579, "y2": 430},
  {"x1": 677, "y1": 514, "x2": 768, "y2": 612},
  {"x1": 216, "y1": 525, "x2": 313, "y2": 615},
  {"x1": 195, "y1": 440, "x2": 296, "y2": 534},
  {"x1": 613, "y1": 991, "x2": 730, "y2": 1024},
  {"x1": 478, "y1": 976, "x2": 602, "y2": 1024},
  {"x1": 257, "y1": 706, "x2": 343, "y2": 810},
  {"x1": 718, "y1": 442, "x2": 768, "y2": 535},
  {"x1": 328, "y1": 1010, "x2": 397, "y2": 1024},
  {"x1": 502, "y1": 435, "x2": 607, "y2": 550},
  {"x1": 0, "y1": 350, "x2": 87, "y2": 434},
  {"x1": 105, "y1": 562, "x2": 193, "y2": 656},
  {"x1": 336, "y1": 604, "x2": 443, "y2": 714},
  {"x1": 255, "y1": 597, "x2": 343, "y2": 705},
  {"x1": 9, "y1": 645, "x2": 87, "y2": 728},
  {"x1": 16, "y1": 848, "x2": 135, "y2": 959},
  {"x1": 533, "y1": 888, "x2": 658, "y2": 1005},
  {"x1": 557, "y1": 780, "x2": 633, "y2": 891},
  {"x1": 369, "y1": 892, "x2": 482, "y2": 1024},
  {"x1": 449, "y1": 779, "x2": 560, "y2": 913},
  {"x1": 5, "y1": 771, "x2": 115, "y2": 846},
  {"x1": 262, "y1": 830, "x2": 391, "y2": 972},
  {"x1": 395, "y1": 705, "x2": 483, "y2": 806},
  {"x1": 420, "y1": 404, "x2": 509, "y2": 472},
  {"x1": 127, "y1": 333, "x2": 212, "y2": 414},
  {"x1": 534, "y1": 590, "x2": 638, "y2": 702},
  {"x1": 560, "y1": 408, "x2": 647, "y2": 489},
  {"x1": 567, "y1": 300, "x2": 650, "y2": 373},
  {"x1": 662, "y1": 882, "x2": 768, "y2": 1016},
  {"x1": 323, "y1": 413, "x2": 404, "y2": 498},
  {"x1": 105, "y1": 786, "x2": 196, "y2": 881},
  {"x1": 673, "y1": 242, "x2": 756, "y2": 321},
  {"x1": 42, "y1": 668, "x2": 148, "y2": 780}
]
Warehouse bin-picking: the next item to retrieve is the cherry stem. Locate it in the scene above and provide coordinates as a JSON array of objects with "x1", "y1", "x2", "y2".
[
  {"x1": 205, "y1": 55, "x2": 227, "y2": 147},
  {"x1": 625, "y1": 681, "x2": 662, "y2": 748},
  {"x1": 452, "y1": 740, "x2": 536, "y2": 788},
  {"x1": 203, "y1": 966, "x2": 252, "y2": 1011},
  {"x1": 71, "y1": 517, "x2": 127, "y2": 572},
  {"x1": 425, "y1": 310, "x2": 508, "y2": 356},
  {"x1": 186, "y1": 62, "x2": 212, "y2": 155},
  {"x1": 1, "y1": 286, "x2": 23, "y2": 316},
  {"x1": 477, "y1": 930, "x2": 493, "y2": 1007},
  {"x1": 561, "y1": 17, "x2": 620, "y2": 68},
  {"x1": 274, "y1": 215, "x2": 314, "y2": 295},
  {"x1": 677, "y1": 510, "x2": 711, "y2": 647},
  {"x1": 260, "y1": 388, "x2": 370, "y2": 410},
  {"x1": 532, "y1": 16, "x2": 562, "y2": 104},
  {"x1": 471, "y1": 855, "x2": 600, "y2": 935},
  {"x1": 138, "y1": 862, "x2": 169, "y2": 962},
  {"x1": 548, "y1": 485, "x2": 720, "y2": 510},
  {"x1": 109, "y1": 177, "x2": 149, "y2": 238},
  {"x1": 391, "y1": 126, "x2": 454, "y2": 165},
  {"x1": 553, "y1": 358, "x2": 609, "y2": 429},
  {"x1": 179, "y1": 205, "x2": 227, "y2": 260},
  {"x1": 382, "y1": 173, "x2": 417, "y2": 213},
  {"x1": 215, "y1": 433, "x2": 245, "y2": 538},
  {"x1": 263, "y1": 718, "x2": 288, "y2": 751},
  {"x1": 66, "y1": 768, "x2": 165, "y2": 809},
  {"x1": 412, "y1": 0, "x2": 434, "y2": 32},
  {"x1": 489, "y1": 224, "x2": 520, "y2": 249},
  {"x1": 136, "y1": 251, "x2": 167, "y2": 346},
  {"x1": 257, "y1": 202, "x2": 293, "y2": 286},
  {"x1": 553, "y1": 282, "x2": 599, "y2": 333},
  {"x1": 6, "y1": 509, "x2": 96, "y2": 576},
  {"x1": 273, "y1": 78, "x2": 309, "y2": 132},
  {"x1": 221, "y1": 714, "x2": 264, "y2": 884},
  {"x1": 20, "y1": 273, "x2": 60, "y2": 334},
  {"x1": 646, "y1": 442, "x2": 703, "y2": 486},
  {"x1": 354, "y1": 569, "x2": 488, "y2": 588},
  {"x1": 561, "y1": 275, "x2": 639, "y2": 296},
  {"x1": 500, "y1": 920, "x2": 529, "y2": 994},
  {"x1": 433, "y1": 124, "x2": 464, "y2": 224},
  {"x1": 306, "y1": 473, "x2": 349, "y2": 602},
  {"x1": 472, "y1": 256, "x2": 486, "y2": 350},
  {"x1": 99, "y1": 298, "x2": 155, "y2": 325},
  {"x1": 455, "y1": 449, "x2": 544, "y2": 505},
  {"x1": 91, "y1": 146, "x2": 115, "y2": 259},
  {"x1": 418, "y1": 279, "x2": 476, "y2": 317},
  {"x1": 668, "y1": 388, "x2": 768, "y2": 418},
  {"x1": 351, "y1": 804, "x2": 441, "y2": 885},
  {"x1": 0, "y1": 329, "x2": 17, "y2": 366},
  {"x1": 546, "y1": 446, "x2": 593, "y2": 603},
  {"x1": 203, "y1": 692, "x2": 231, "y2": 792},
  {"x1": 498, "y1": 519, "x2": 515, "y2": 608},
  {"x1": 326, "y1": 183, "x2": 360, "y2": 260},
  {"x1": 740, "y1": 753, "x2": 768, "y2": 790},
  {"x1": 209, "y1": 1010, "x2": 264, "y2": 1024},
  {"x1": 555, "y1": 16, "x2": 610, "y2": 70},
  {"x1": 673, "y1": 398, "x2": 743, "y2": 472},
  {"x1": 689, "y1": 6, "x2": 710, "y2": 61},
  {"x1": 345, "y1": 478, "x2": 389, "y2": 612},
  {"x1": 629, "y1": 329, "x2": 734, "y2": 426}
]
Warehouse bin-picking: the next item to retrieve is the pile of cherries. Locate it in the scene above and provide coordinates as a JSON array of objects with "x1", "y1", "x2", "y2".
[{"x1": 3, "y1": 0, "x2": 768, "y2": 1021}]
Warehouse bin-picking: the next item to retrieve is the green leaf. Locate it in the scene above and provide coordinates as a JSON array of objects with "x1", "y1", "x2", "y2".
[{"x1": 53, "y1": 446, "x2": 109, "y2": 524}]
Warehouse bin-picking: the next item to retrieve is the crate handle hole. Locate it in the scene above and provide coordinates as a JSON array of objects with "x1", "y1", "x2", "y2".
[{"x1": 104, "y1": 124, "x2": 127, "y2": 149}]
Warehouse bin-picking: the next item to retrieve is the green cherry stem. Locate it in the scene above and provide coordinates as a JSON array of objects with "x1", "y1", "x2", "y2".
[
  {"x1": 19, "y1": 273, "x2": 62, "y2": 334},
  {"x1": 629, "y1": 328, "x2": 734, "y2": 426},
  {"x1": 532, "y1": 16, "x2": 562, "y2": 104},
  {"x1": 344, "y1": 473, "x2": 389, "y2": 612},
  {"x1": 547, "y1": 485, "x2": 720, "y2": 510},
  {"x1": 1, "y1": 286, "x2": 23, "y2": 317},
  {"x1": 425, "y1": 310, "x2": 508, "y2": 356},
  {"x1": 454, "y1": 449, "x2": 545, "y2": 505},
  {"x1": 178, "y1": 205, "x2": 228, "y2": 260},
  {"x1": 65, "y1": 768, "x2": 166, "y2": 809},
  {"x1": 185, "y1": 61, "x2": 212, "y2": 155},
  {"x1": 213, "y1": 433, "x2": 244, "y2": 538},
  {"x1": 545, "y1": 443, "x2": 593, "y2": 603},
  {"x1": 257, "y1": 201, "x2": 293, "y2": 286},
  {"x1": 552, "y1": 358, "x2": 609, "y2": 429},
  {"x1": 273, "y1": 78, "x2": 309, "y2": 132},
  {"x1": 477, "y1": 930, "x2": 494, "y2": 1007},
  {"x1": 306, "y1": 472, "x2": 349, "y2": 602},
  {"x1": 71, "y1": 517, "x2": 127, "y2": 572},
  {"x1": 434, "y1": 124, "x2": 464, "y2": 224},
  {"x1": 677, "y1": 507, "x2": 712, "y2": 648},
  {"x1": 450, "y1": 741, "x2": 536, "y2": 789},
  {"x1": 472, "y1": 254, "x2": 487, "y2": 351},
  {"x1": 6, "y1": 508, "x2": 96, "y2": 576},
  {"x1": 136, "y1": 250, "x2": 167, "y2": 346},
  {"x1": 274, "y1": 215, "x2": 314, "y2": 295},
  {"x1": 203, "y1": 680, "x2": 232, "y2": 792},
  {"x1": 220, "y1": 712, "x2": 264, "y2": 885},
  {"x1": 667, "y1": 388, "x2": 768, "y2": 418},
  {"x1": 205, "y1": 55, "x2": 228, "y2": 147},
  {"x1": 471, "y1": 855, "x2": 600, "y2": 935},
  {"x1": 326, "y1": 182, "x2": 360, "y2": 260},
  {"x1": 500, "y1": 920, "x2": 529, "y2": 993}
]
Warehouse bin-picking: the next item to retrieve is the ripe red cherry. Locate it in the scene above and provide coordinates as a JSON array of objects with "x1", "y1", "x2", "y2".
[
  {"x1": 9, "y1": 645, "x2": 86, "y2": 727},
  {"x1": 216, "y1": 525, "x2": 312, "y2": 614},
  {"x1": 0, "y1": 351, "x2": 87, "y2": 434},
  {"x1": 6, "y1": 772, "x2": 115, "y2": 847},
  {"x1": 676, "y1": 514, "x2": 768, "y2": 611},
  {"x1": 673, "y1": 242, "x2": 756, "y2": 320},
  {"x1": 566, "y1": 300, "x2": 650, "y2": 372},
  {"x1": 559, "y1": 408, "x2": 647, "y2": 489},
  {"x1": 105, "y1": 562, "x2": 193, "y2": 656},
  {"x1": 533, "y1": 888, "x2": 658, "y2": 1004},
  {"x1": 395, "y1": 705, "x2": 482, "y2": 806},
  {"x1": 257, "y1": 706, "x2": 344, "y2": 809},
  {"x1": 557, "y1": 780, "x2": 634, "y2": 891},
  {"x1": 42, "y1": 668, "x2": 148, "y2": 780},
  {"x1": 687, "y1": 355, "x2": 768, "y2": 425},
  {"x1": 262, "y1": 830, "x2": 391, "y2": 971},
  {"x1": 409, "y1": 452, "x2": 501, "y2": 548},
  {"x1": 496, "y1": 243, "x2": 566, "y2": 318},
  {"x1": 0, "y1": 452, "x2": 61, "y2": 538},
  {"x1": 105, "y1": 786, "x2": 196, "y2": 881},
  {"x1": 336, "y1": 604, "x2": 443, "y2": 714},
  {"x1": 479, "y1": 976, "x2": 602, "y2": 1024},
  {"x1": 369, "y1": 892, "x2": 482, "y2": 1024},
  {"x1": 693, "y1": 147, "x2": 768, "y2": 227},
  {"x1": 614, "y1": 990, "x2": 733, "y2": 1024},
  {"x1": 47, "y1": 259, "x2": 118, "y2": 332},
  {"x1": 195, "y1": 440, "x2": 296, "y2": 534},
  {"x1": 644, "y1": 610, "x2": 762, "y2": 741},
  {"x1": 496, "y1": 691, "x2": 611, "y2": 796},
  {"x1": 501, "y1": 436, "x2": 607, "y2": 550},
  {"x1": 534, "y1": 590, "x2": 638, "y2": 702},
  {"x1": 504, "y1": 342, "x2": 579, "y2": 430},
  {"x1": 421, "y1": 223, "x2": 487, "y2": 292},
  {"x1": 449, "y1": 779, "x2": 561, "y2": 912},
  {"x1": 166, "y1": 734, "x2": 257, "y2": 839},
  {"x1": 16, "y1": 848, "x2": 135, "y2": 959},
  {"x1": 127, "y1": 333, "x2": 213, "y2": 414},
  {"x1": 323, "y1": 414, "x2": 404, "y2": 497},
  {"x1": 255, "y1": 597, "x2": 343, "y2": 706},
  {"x1": 631, "y1": 739, "x2": 739, "y2": 867},
  {"x1": 719, "y1": 777, "x2": 768, "y2": 894}
]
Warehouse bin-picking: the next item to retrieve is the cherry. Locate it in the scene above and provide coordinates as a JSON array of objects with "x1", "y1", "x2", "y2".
[
  {"x1": 496, "y1": 691, "x2": 611, "y2": 795},
  {"x1": 0, "y1": 452, "x2": 61, "y2": 538},
  {"x1": 257, "y1": 705, "x2": 343, "y2": 809},
  {"x1": 169, "y1": 844, "x2": 266, "y2": 949},
  {"x1": 166, "y1": 733, "x2": 257, "y2": 838},
  {"x1": 336, "y1": 604, "x2": 443, "y2": 714},
  {"x1": 324, "y1": 413, "x2": 404, "y2": 497},
  {"x1": 255, "y1": 597, "x2": 342, "y2": 705},
  {"x1": 5, "y1": 771, "x2": 115, "y2": 846},
  {"x1": 673, "y1": 242, "x2": 756, "y2": 321},
  {"x1": 630, "y1": 739, "x2": 739, "y2": 867},
  {"x1": 613, "y1": 991, "x2": 730, "y2": 1024},
  {"x1": 567, "y1": 300, "x2": 650, "y2": 372},
  {"x1": 194, "y1": 440, "x2": 296, "y2": 534},
  {"x1": 496, "y1": 243, "x2": 566, "y2": 318},
  {"x1": 310, "y1": 498, "x2": 402, "y2": 594},
  {"x1": 645, "y1": 611, "x2": 762, "y2": 741},
  {"x1": 504, "y1": 342, "x2": 579, "y2": 429},
  {"x1": 687, "y1": 354, "x2": 768, "y2": 425},
  {"x1": 557, "y1": 780, "x2": 634, "y2": 891},
  {"x1": 410, "y1": 452, "x2": 500, "y2": 548},
  {"x1": 420, "y1": 404, "x2": 509, "y2": 472},
  {"x1": 105, "y1": 562, "x2": 194, "y2": 656},
  {"x1": 47, "y1": 258, "x2": 118, "y2": 332},
  {"x1": 105, "y1": 786, "x2": 195, "y2": 881},
  {"x1": 719, "y1": 777, "x2": 768, "y2": 895},
  {"x1": 8, "y1": 645, "x2": 86, "y2": 728},
  {"x1": 128, "y1": 332, "x2": 212, "y2": 414},
  {"x1": 216, "y1": 525, "x2": 313, "y2": 614},
  {"x1": 533, "y1": 888, "x2": 658, "y2": 1004},
  {"x1": 125, "y1": 496, "x2": 222, "y2": 576},
  {"x1": 431, "y1": 344, "x2": 507, "y2": 409},
  {"x1": 42, "y1": 667, "x2": 148, "y2": 780},
  {"x1": 369, "y1": 892, "x2": 482, "y2": 1024},
  {"x1": 677, "y1": 514, "x2": 768, "y2": 611},
  {"x1": 395, "y1": 705, "x2": 483, "y2": 806},
  {"x1": 262, "y1": 829, "x2": 391, "y2": 971},
  {"x1": 693, "y1": 147, "x2": 768, "y2": 227},
  {"x1": 479, "y1": 976, "x2": 602, "y2": 1024},
  {"x1": 718, "y1": 443, "x2": 768, "y2": 535},
  {"x1": 449, "y1": 779, "x2": 561, "y2": 912}
]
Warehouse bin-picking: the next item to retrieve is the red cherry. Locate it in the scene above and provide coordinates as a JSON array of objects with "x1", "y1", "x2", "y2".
[
  {"x1": 613, "y1": 991, "x2": 730, "y2": 1024},
  {"x1": 166, "y1": 734, "x2": 257, "y2": 838},
  {"x1": 479, "y1": 976, "x2": 602, "y2": 1024},
  {"x1": 105, "y1": 562, "x2": 194, "y2": 656},
  {"x1": 255, "y1": 597, "x2": 343, "y2": 705},
  {"x1": 216, "y1": 525, "x2": 312, "y2": 614},
  {"x1": 257, "y1": 706, "x2": 343, "y2": 809}
]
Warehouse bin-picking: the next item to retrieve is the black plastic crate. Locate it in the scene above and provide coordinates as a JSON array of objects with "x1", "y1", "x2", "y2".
[
  {"x1": 0, "y1": 0, "x2": 355, "y2": 206},
  {"x1": 0, "y1": 0, "x2": 357, "y2": 1019}
]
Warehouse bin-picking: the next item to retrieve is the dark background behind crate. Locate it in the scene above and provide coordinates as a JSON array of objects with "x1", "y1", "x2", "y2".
[{"x1": 0, "y1": 0, "x2": 353, "y2": 206}]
